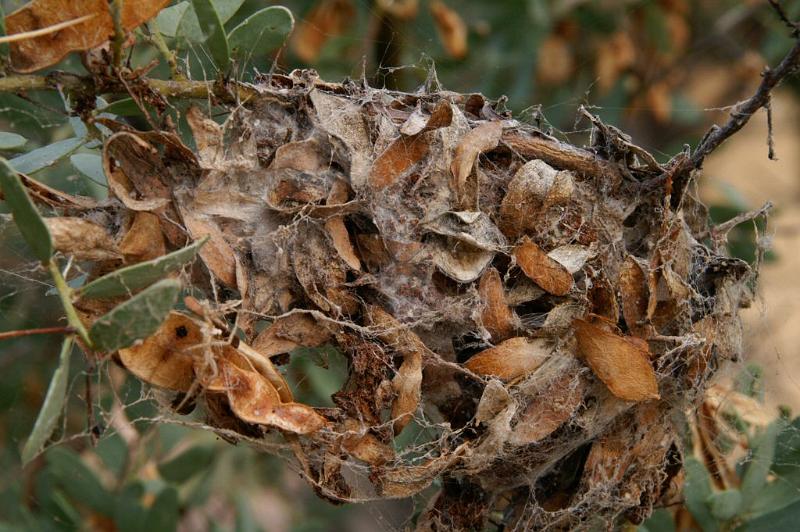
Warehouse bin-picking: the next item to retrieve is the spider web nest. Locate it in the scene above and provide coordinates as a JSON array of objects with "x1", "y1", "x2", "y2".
[{"x1": 13, "y1": 67, "x2": 776, "y2": 530}]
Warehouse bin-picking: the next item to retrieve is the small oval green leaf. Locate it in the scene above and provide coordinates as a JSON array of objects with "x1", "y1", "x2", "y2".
[
  {"x1": 741, "y1": 421, "x2": 782, "y2": 505},
  {"x1": 191, "y1": 0, "x2": 231, "y2": 69},
  {"x1": 228, "y1": 6, "x2": 294, "y2": 65},
  {"x1": 0, "y1": 131, "x2": 28, "y2": 151},
  {"x1": 99, "y1": 97, "x2": 143, "y2": 117},
  {"x1": 89, "y1": 279, "x2": 182, "y2": 352},
  {"x1": 0, "y1": 158, "x2": 53, "y2": 262},
  {"x1": 21, "y1": 336, "x2": 74, "y2": 465},
  {"x1": 708, "y1": 489, "x2": 742, "y2": 521},
  {"x1": 79, "y1": 237, "x2": 208, "y2": 299},
  {"x1": 684, "y1": 457, "x2": 720, "y2": 532},
  {"x1": 143, "y1": 487, "x2": 179, "y2": 531},
  {"x1": 70, "y1": 153, "x2": 106, "y2": 184},
  {"x1": 158, "y1": 444, "x2": 215, "y2": 483},
  {"x1": 9, "y1": 137, "x2": 84, "y2": 175}
]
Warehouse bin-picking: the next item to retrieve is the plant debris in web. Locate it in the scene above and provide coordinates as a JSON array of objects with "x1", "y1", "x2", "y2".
[{"x1": 16, "y1": 69, "x2": 771, "y2": 530}]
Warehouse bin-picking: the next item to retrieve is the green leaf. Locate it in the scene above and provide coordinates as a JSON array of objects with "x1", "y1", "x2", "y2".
[
  {"x1": 47, "y1": 447, "x2": 113, "y2": 516},
  {"x1": 21, "y1": 337, "x2": 74, "y2": 465},
  {"x1": 741, "y1": 421, "x2": 782, "y2": 505},
  {"x1": 638, "y1": 508, "x2": 675, "y2": 532},
  {"x1": 100, "y1": 97, "x2": 143, "y2": 117},
  {"x1": 708, "y1": 489, "x2": 743, "y2": 521},
  {"x1": 70, "y1": 153, "x2": 106, "y2": 184},
  {"x1": 748, "y1": 476, "x2": 800, "y2": 518},
  {"x1": 738, "y1": 499, "x2": 800, "y2": 532},
  {"x1": 191, "y1": 0, "x2": 231, "y2": 69},
  {"x1": 158, "y1": 444, "x2": 215, "y2": 483},
  {"x1": 114, "y1": 482, "x2": 147, "y2": 532},
  {"x1": 772, "y1": 416, "x2": 800, "y2": 479},
  {"x1": 0, "y1": 158, "x2": 53, "y2": 262},
  {"x1": 143, "y1": 487, "x2": 179, "y2": 532},
  {"x1": 79, "y1": 237, "x2": 207, "y2": 299},
  {"x1": 156, "y1": 1, "x2": 191, "y2": 37},
  {"x1": 89, "y1": 279, "x2": 182, "y2": 352},
  {"x1": 174, "y1": 0, "x2": 245, "y2": 41},
  {"x1": 9, "y1": 137, "x2": 84, "y2": 175},
  {"x1": 228, "y1": 6, "x2": 294, "y2": 65},
  {"x1": 0, "y1": 132, "x2": 28, "y2": 151},
  {"x1": 684, "y1": 457, "x2": 720, "y2": 532}
]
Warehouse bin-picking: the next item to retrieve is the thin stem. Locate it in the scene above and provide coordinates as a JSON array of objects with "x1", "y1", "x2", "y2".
[
  {"x1": 47, "y1": 259, "x2": 92, "y2": 348},
  {"x1": 110, "y1": 0, "x2": 125, "y2": 69},
  {"x1": 146, "y1": 22, "x2": 183, "y2": 81},
  {"x1": 0, "y1": 326, "x2": 75, "y2": 341}
]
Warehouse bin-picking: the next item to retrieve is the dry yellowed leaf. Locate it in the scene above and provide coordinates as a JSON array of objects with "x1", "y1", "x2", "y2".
[
  {"x1": 513, "y1": 237, "x2": 573, "y2": 296},
  {"x1": 183, "y1": 214, "x2": 237, "y2": 289},
  {"x1": 252, "y1": 313, "x2": 332, "y2": 357},
  {"x1": 429, "y1": 0, "x2": 467, "y2": 59},
  {"x1": 619, "y1": 255, "x2": 649, "y2": 335},
  {"x1": 478, "y1": 267, "x2": 515, "y2": 341},
  {"x1": 450, "y1": 120, "x2": 502, "y2": 208},
  {"x1": 464, "y1": 337, "x2": 550, "y2": 382},
  {"x1": 186, "y1": 106, "x2": 223, "y2": 169},
  {"x1": 118, "y1": 312, "x2": 200, "y2": 392},
  {"x1": 6, "y1": 0, "x2": 170, "y2": 72},
  {"x1": 370, "y1": 134, "x2": 430, "y2": 190},
  {"x1": 573, "y1": 319, "x2": 659, "y2": 402},
  {"x1": 216, "y1": 358, "x2": 327, "y2": 435},
  {"x1": 366, "y1": 306, "x2": 425, "y2": 434},
  {"x1": 45, "y1": 216, "x2": 121, "y2": 261},
  {"x1": 291, "y1": 0, "x2": 355, "y2": 63},
  {"x1": 119, "y1": 211, "x2": 166, "y2": 262},
  {"x1": 509, "y1": 374, "x2": 585, "y2": 445}
]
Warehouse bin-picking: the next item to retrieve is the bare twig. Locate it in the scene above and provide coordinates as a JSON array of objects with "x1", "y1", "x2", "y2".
[
  {"x1": 0, "y1": 326, "x2": 75, "y2": 341},
  {"x1": 768, "y1": 0, "x2": 800, "y2": 36}
]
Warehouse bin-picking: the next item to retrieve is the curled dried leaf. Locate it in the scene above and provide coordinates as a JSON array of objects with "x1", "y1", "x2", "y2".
[
  {"x1": 119, "y1": 211, "x2": 166, "y2": 262},
  {"x1": 399, "y1": 100, "x2": 453, "y2": 136},
  {"x1": 370, "y1": 133, "x2": 430, "y2": 190},
  {"x1": 186, "y1": 106, "x2": 223, "y2": 169},
  {"x1": 509, "y1": 374, "x2": 585, "y2": 445},
  {"x1": 216, "y1": 358, "x2": 327, "y2": 435},
  {"x1": 573, "y1": 319, "x2": 659, "y2": 402},
  {"x1": 6, "y1": 0, "x2": 170, "y2": 72},
  {"x1": 464, "y1": 337, "x2": 551, "y2": 382},
  {"x1": 183, "y1": 214, "x2": 238, "y2": 289},
  {"x1": 252, "y1": 313, "x2": 332, "y2": 357},
  {"x1": 118, "y1": 312, "x2": 200, "y2": 392},
  {"x1": 513, "y1": 237, "x2": 573, "y2": 296},
  {"x1": 292, "y1": 226, "x2": 358, "y2": 315},
  {"x1": 450, "y1": 121, "x2": 503, "y2": 208},
  {"x1": 45, "y1": 216, "x2": 121, "y2": 261},
  {"x1": 478, "y1": 267, "x2": 516, "y2": 341},
  {"x1": 499, "y1": 159, "x2": 575, "y2": 238},
  {"x1": 619, "y1": 256, "x2": 649, "y2": 335}
]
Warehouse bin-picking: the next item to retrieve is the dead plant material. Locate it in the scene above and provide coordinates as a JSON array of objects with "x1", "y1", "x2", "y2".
[{"x1": 55, "y1": 69, "x2": 762, "y2": 528}]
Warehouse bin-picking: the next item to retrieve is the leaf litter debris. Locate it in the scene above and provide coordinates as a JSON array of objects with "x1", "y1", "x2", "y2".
[{"x1": 22, "y1": 70, "x2": 764, "y2": 529}]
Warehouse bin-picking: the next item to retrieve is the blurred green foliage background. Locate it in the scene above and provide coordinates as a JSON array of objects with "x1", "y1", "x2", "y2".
[{"x1": 1, "y1": 0, "x2": 799, "y2": 530}]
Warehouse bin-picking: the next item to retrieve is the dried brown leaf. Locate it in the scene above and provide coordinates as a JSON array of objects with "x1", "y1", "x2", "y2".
[
  {"x1": 619, "y1": 256, "x2": 649, "y2": 335},
  {"x1": 252, "y1": 313, "x2": 332, "y2": 357},
  {"x1": 183, "y1": 214, "x2": 238, "y2": 289},
  {"x1": 573, "y1": 319, "x2": 659, "y2": 402},
  {"x1": 376, "y1": 0, "x2": 418, "y2": 19},
  {"x1": 6, "y1": 0, "x2": 170, "y2": 72},
  {"x1": 450, "y1": 120, "x2": 502, "y2": 208},
  {"x1": 45, "y1": 216, "x2": 120, "y2": 261},
  {"x1": 399, "y1": 100, "x2": 453, "y2": 136},
  {"x1": 429, "y1": 0, "x2": 467, "y2": 59},
  {"x1": 119, "y1": 211, "x2": 166, "y2": 262},
  {"x1": 464, "y1": 337, "x2": 550, "y2": 382},
  {"x1": 370, "y1": 133, "x2": 430, "y2": 189},
  {"x1": 186, "y1": 106, "x2": 223, "y2": 169},
  {"x1": 513, "y1": 237, "x2": 573, "y2": 296},
  {"x1": 537, "y1": 35, "x2": 574, "y2": 85},
  {"x1": 509, "y1": 374, "x2": 585, "y2": 445},
  {"x1": 118, "y1": 312, "x2": 200, "y2": 392},
  {"x1": 478, "y1": 267, "x2": 515, "y2": 341}
]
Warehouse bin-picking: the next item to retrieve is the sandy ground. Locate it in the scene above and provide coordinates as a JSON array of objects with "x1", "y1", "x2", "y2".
[{"x1": 702, "y1": 90, "x2": 800, "y2": 412}]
